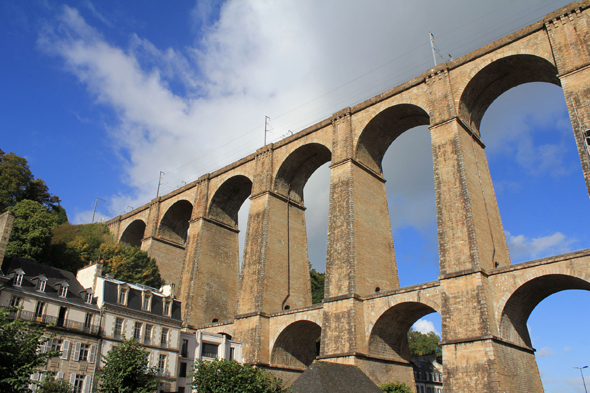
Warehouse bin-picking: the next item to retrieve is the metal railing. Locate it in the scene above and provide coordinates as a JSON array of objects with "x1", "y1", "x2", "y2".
[{"x1": 2, "y1": 307, "x2": 100, "y2": 335}]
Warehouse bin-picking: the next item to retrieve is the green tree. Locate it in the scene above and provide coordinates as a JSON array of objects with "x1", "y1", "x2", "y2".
[
  {"x1": 97, "y1": 338, "x2": 158, "y2": 393},
  {"x1": 189, "y1": 359, "x2": 289, "y2": 393},
  {"x1": 38, "y1": 377, "x2": 75, "y2": 393},
  {"x1": 100, "y1": 242, "x2": 163, "y2": 288},
  {"x1": 309, "y1": 265, "x2": 325, "y2": 304},
  {"x1": 0, "y1": 307, "x2": 61, "y2": 392},
  {"x1": 380, "y1": 381, "x2": 413, "y2": 393},
  {"x1": 0, "y1": 149, "x2": 60, "y2": 213},
  {"x1": 407, "y1": 329, "x2": 442, "y2": 356},
  {"x1": 6, "y1": 200, "x2": 58, "y2": 261}
]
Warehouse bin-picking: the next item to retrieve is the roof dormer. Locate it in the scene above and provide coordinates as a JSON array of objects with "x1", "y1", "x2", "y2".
[
  {"x1": 81, "y1": 288, "x2": 94, "y2": 304},
  {"x1": 13, "y1": 268, "x2": 25, "y2": 287},
  {"x1": 55, "y1": 281, "x2": 69, "y2": 298},
  {"x1": 32, "y1": 275, "x2": 47, "y2": 292}
]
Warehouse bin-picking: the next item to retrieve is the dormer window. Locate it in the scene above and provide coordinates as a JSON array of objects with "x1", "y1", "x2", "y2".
[
  {"x1": 58, "y1": 282, "x2": 69, "y2": 298},
  {"x1": 35, "y1": 276, "x2": 47, "y2": 292},
  {"x1": 163, "y1": 299, "x2": 171, "y2": 317},
  {"x1": 13, "y1": 269, "x2": 24, "y2": 286},
  {"x1": 85, "y1": 289, "x2": 94, "y2": 304},
  {"x1": 118, "y1": 285, "x2": 129, "y2": 305},
  {"x1": 142, "y1": 292, "x2": 152, "y2": 311}
]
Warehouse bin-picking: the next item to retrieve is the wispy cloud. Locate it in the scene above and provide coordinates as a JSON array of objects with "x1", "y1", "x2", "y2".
[
  {"x1": 537, "y1": 347, "x2": 556, "y2": 357},
  {"x1": 506, "y1": 231, "x2": 576, "y2": 261}
]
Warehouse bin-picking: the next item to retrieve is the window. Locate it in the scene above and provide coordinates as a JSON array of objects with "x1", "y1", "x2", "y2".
[
  {"x1": 59, "y1": 285, "x2": 68, "y2": 298},
  {"x1": 181, "y1": 339, "x2": 189, "y2": 357},
  {"x1": 201, "y1": 343, "x2": 218, "y2": 358},
  {"x1": 179, "y1": 362, "x2": 187, "y2": 378},
  {"x1": 134, "y1": 322, "x2": 142, "y2": 341},
  {"x1": 36, "y1": 278, "x2": 47, "y2": 292},
  {"x1": 178, "y1": 388, "x2": 185, "y2": 393},
  {"x1": 114, "y1": 317, "x2": 124, "y2": 338},
  {"x1": 158, "y1": 354, "x2": 166, "y2": 374},
  {"x1": 73, "y1": 374, "x2": 84, "y2": 393},
  {"x1": 35, "y1": 302, "x2": 45, "y2": 318},
  {"x1": 10, "y1": 296, "x2": 22, "y2": 307},
  {"x1": 142, "y1": 293, "x2": 151, "y2": 311},
  {"x1": 51, "y1": 339, "x2": 63, "y2": 352},
  {"x1": 14, "y1": 272, "x2": 24, "y2": 286},
  {"x1": 163, "y1": 300, "x2": 171, "y2": 316},
  {"x1": 79, "y1": 344, "x2": 89, "y2": 361},
  {"x1": 84, "y1": 313, "x2": 93, "y2": 329},
  {"x1": 118, "y1": 287, "x2": 128, "y2": 305},
  {"x1": 144, "y1": 324, "x2": 153, "y2": 344},
  {"x1": 160, "y1": 328, "x2": 168, "y2": 346},
  {"x1": 85, "y1": 292, "x2": 93, "y2": 304},
  {"x1": 229, "y1": 347, "x2": 235, "y2": 361}
]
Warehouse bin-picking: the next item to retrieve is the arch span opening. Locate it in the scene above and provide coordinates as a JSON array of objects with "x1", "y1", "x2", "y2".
[
  {"x1": 119, "y1": 219, "x2": 146, "y2": 247},
  {"x1": 209, "y1": 175, "x2": 253, "y2": 228},
  {"x1": 274, "y1": 143, "x2": 331, "y2": 203},
  {"x1": 158, "y1": 200, "x2": 193, "y2": 245},
  {"x1": 368, "y1": 301, "x2": 438, "y2": 363},
  {"x1": 271, "y1": 320, "x2": 321, "y2": 369},
  {"x1": 500, "y1": 274, "x2": 590, "y2": 348},
  {"x1": 356, "y1": 104, "x2": 430, "y2": 175},
  {"x1": 459, "y1": 54, "x2": 560, "y2": 133}
]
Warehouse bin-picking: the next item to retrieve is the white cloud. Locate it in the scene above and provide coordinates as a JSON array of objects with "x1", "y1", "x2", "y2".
[
  {"x1": 506, "y1": 231, "x2": 576, "y2": 262},
  {"x1": 412, "y1": 319, "x2": 439, "y2": 336},
  {"x1": 537, "y1": 347, "x2": 556, "y2": 357}
]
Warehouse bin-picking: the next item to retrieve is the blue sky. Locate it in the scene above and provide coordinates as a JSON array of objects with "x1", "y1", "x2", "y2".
[{"x1": 1, "y1": 0, "x2": 589, "y2": 390}]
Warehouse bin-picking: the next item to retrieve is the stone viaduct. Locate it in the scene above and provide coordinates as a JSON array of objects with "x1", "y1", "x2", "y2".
[{"x1": 106, "y1": 2, "x2": 590, "y2": 391}]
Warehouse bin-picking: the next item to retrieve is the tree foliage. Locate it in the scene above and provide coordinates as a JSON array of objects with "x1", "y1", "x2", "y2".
[
  {"x1": 189, "y1": 359, "x2": 290, "y2": 393},
  {"x1": 97, "y1": 338, "x2": 158, "y2": 393},
  {"x1": 309, "y1": 265, "x2": 325, "y2": 304},
  {"x1": 407, "y1": 329, "x2": 442, "y2": 356},
  {"x1": 6, "y1": 200, "x2": 58, "y2": 261},
  {"x1": 100, "y1": 242, "x2": 163, "y2": 288},
  {"x1": 38, "y1": 377, "x2": 75, "y2": 393},
  {"x1": 47, "y1": 223, "x2": 163, "y2": 287},
  {"x1": 0, "y1": 307, "x2": 61, "y2": 392},
  {"x1": 380, "y1": 381, "x2": 413, "y2": 393},
  {"x1": 0, "y1": 149, "x2": 60, "y2": 213}
]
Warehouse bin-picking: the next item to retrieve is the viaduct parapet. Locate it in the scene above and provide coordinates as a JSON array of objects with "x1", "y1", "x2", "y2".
[{"x1": 107, "y1": 2, "x2": 590, "y2": 391}]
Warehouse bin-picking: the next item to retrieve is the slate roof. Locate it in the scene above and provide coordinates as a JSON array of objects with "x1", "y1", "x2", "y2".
[
  {"x1": 1, "y1": 257, "x2": 98, "y2": 309},
  {"x1": 290, "y1": 361, "x2": 383, "y2": 393}
]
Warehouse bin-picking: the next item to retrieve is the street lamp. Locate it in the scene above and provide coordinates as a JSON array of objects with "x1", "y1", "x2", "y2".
[{"x1": 574, "y1": 366, "x2": 588, "y2": 393}]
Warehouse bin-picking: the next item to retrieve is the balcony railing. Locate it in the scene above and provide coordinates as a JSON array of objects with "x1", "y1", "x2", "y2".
[{"x1": 2, "y1": 307, "x2": 100, "y2": 335}]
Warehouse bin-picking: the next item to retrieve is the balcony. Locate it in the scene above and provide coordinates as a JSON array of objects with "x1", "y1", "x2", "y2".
[{"x1": 3, "y1": 307, "x2": 100, "y2": 335}]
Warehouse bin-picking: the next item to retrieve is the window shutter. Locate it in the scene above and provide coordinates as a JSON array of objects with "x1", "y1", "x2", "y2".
[
  {"x1": 88, "y1": 345, "x2": 97, "y2": 364},
  {"x1": 69, "y1": 374, "x2": 76, "y2": 386},
  {"x1": 39, "y1": 373, "x2": 46, "y2": 383},
  {"x1": 31, "y1": 372, "x2": 39, "y2": 381},
  {"x1": 61, "y1": 340, "x2": 71, "y2": 360},
  {"x1": 56, "y1": 372, "x2": 64, "y2": 380},
  {"x1": 73, "y1": 342, "x2": 81, "y2": 362},
  {"x1": 83, "y1": 375, "x2": 93, "y2": 393},
  {"x1": 39, "y1": 340, "x2": 47, "y2": 354}
]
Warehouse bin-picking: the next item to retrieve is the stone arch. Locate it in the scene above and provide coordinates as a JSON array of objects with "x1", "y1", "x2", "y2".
[
  {"x1": 208, "y1": 175, "x2": 253, "y2": 228},
  {"x1": 274, "y1": 143, "x2": 332, "y2": 203},
  {"x1": 368, "y1": 301, "x2": 438, "y2": 363},
  {"x1": 157, "y1": 200, "x2": 193, "y2": 245},
  {"x1": 119, "y1": 219, "x2": 146, "y2": 247},
  {"x1": 458, "y1": 54, "x2": 560, "y2": 134},
  {"x1": 270, "y1": 320, "x2": 322, "y2": 369},
  {"x1": 498, "y1": 270, "x2": 590, "y2": 348},
  {"x1": 355, "y1": 104, "x2": 430, "y2": 175}
]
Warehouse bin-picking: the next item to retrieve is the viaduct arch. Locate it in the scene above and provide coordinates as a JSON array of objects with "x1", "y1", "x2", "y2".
[{"x1": 105, "y1": 2, "x2": 590, "y2": 391}]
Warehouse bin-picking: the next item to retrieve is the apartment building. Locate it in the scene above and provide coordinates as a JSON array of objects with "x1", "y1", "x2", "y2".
[
  {"x1": 76, "y1": 262, "x2": 183, "y2": 393},
  {"x1": 0, "y1": 257, "x2": 101, "y2": 393}
]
